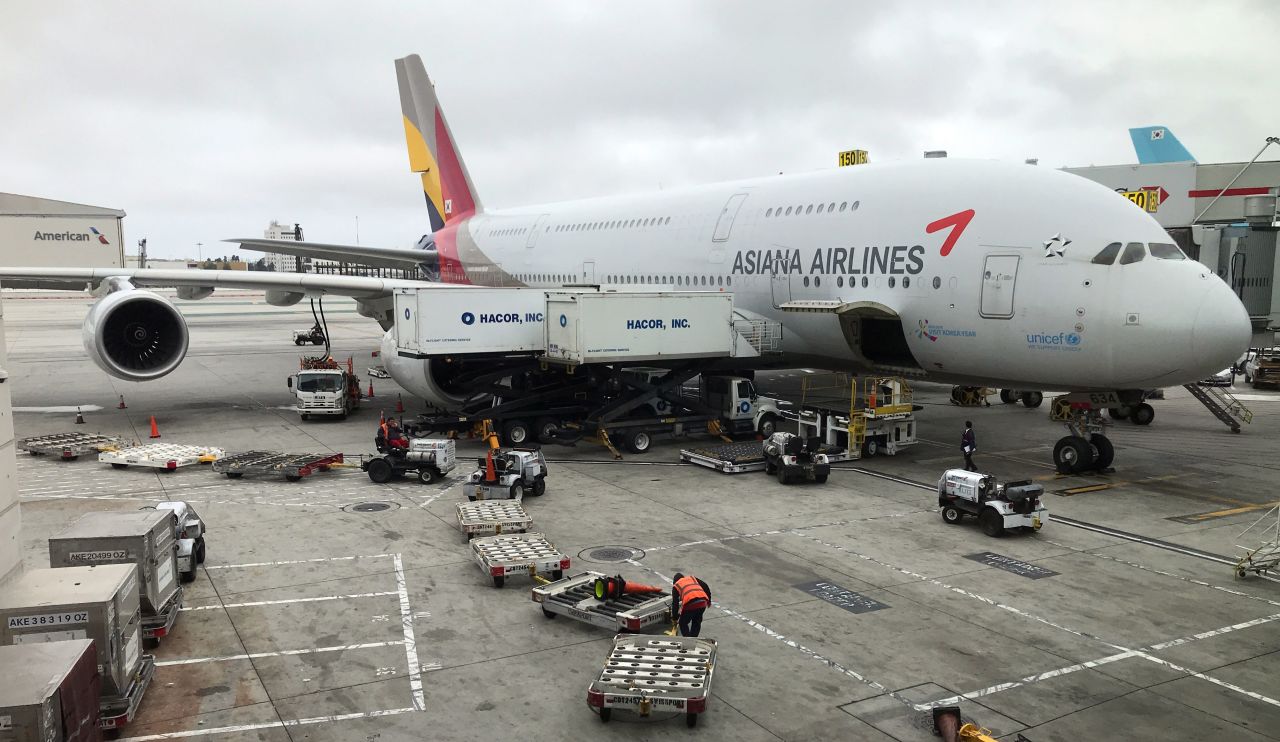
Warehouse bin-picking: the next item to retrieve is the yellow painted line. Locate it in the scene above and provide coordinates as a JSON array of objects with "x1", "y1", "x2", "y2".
[
  {"x1": 1061, "y1": 484, "x2": 1113, "y2": 495},
  {"x1": 1184, "y1": 502, "x2": 1280, "y2": 523}
]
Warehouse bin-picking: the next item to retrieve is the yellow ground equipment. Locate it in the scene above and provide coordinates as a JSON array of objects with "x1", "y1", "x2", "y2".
[
  {"x1": 931, "y1": 707, "x2": 1000, "y2": 742},
  {"x1": 949, "y1": 386, "x2": 994, "y2": 407}
]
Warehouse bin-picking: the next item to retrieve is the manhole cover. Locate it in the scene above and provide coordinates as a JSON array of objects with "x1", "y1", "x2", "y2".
[
  {"x1": 344, "y1": 502, "x2": 398, "y2": 513},
  {"x1": 578, "y1": 545, "x2": 644, "y2": 564}
]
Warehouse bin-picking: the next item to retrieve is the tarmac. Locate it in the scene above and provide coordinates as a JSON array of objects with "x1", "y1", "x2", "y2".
[{"x1": 7, "y1": 291, "x2": 1280, "y2": 741}]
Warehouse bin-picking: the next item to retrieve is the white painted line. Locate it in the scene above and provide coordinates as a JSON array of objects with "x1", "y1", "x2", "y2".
[
  {"x1": 641, "y1": 510, "x2": 925, "y2": 553},
  {"x1": 119, "y1": 706, "x2": 417, "y2": 741},
  {"x1": 393, "y1": 553, "x2": 425, "y2": 711},
  {"x1": 1137, "y1": 652, "x2": 1280, "y2": 709},
  {"x1": 205, "y1": 553, "x2": 394, "y2": 570},
  {"x1": 1147, "y1": 612, "x2": 1280, "y2": 651},
  {"x1": 156, "y1": 641, "x2": 403, "y2": 666},
  {"x1": 913, "y1": 651, "x2": 1140, "y2": 710},
  {"x1": 182, "y1": 591, "x2": 398, "y2": 611}
]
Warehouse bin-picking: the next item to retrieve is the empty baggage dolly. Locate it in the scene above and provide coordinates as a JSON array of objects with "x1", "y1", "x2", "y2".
[
  {"x1": 20, "y1": 432, "x2": 127, "y2": 461},
  {"x1": 456, "y1": 500, "x2": 532, "y2": 541},
  {"x1": 532, "y1": 571, "x2": 673, "y2": 631},
  {"x1": 470, "y1": 532, "x2": 569, "y2": 588},
  {"x1": 212, "y1": 451, "x2": 343, "y2": 481},
  {"x1": 587, "y1": 634, "x2": 717, "y2": 727},
  {"x1": 99, "y1": 443, "x2": 224, "y2": 471}
]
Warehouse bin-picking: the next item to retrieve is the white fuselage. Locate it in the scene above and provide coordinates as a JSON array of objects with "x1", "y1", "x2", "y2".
[{"x1": 412, "y1": 158, "x2": 1248, "y2": 393}]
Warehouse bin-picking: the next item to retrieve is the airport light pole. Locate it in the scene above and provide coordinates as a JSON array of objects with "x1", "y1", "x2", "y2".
[{"x1": 196, "y1": 242, "x2": 203, "y2": 262}]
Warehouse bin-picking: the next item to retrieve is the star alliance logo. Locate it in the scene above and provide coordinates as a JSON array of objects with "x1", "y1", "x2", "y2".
[{"x1": 1043, "y1": 233, "x2": 1070, "y2": 259}]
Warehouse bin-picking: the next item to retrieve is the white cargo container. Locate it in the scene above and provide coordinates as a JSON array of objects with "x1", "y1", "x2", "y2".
[
  {"x1": 393, "y1": 287, "x2": 547, "y2": 357},
  {"x1": 544, "y1": 292, "x2": 733, "y2": 365}
]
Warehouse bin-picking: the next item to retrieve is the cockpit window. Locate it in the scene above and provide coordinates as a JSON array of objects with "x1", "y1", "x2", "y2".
[
  {"x1": 1118, "y1": 242, "x2": 1146, "y2": 265},
  {"x1": 1149, "y1": 242, "x2": 1186, "y2": 260},
  {"x1": 1092, "y1": 242, "x2": 1122, "y2": 265}
]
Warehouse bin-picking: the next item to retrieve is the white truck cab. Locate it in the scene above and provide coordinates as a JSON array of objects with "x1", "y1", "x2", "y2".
[
  {"x1": 289, "y1": 366, "x2": 360, "y2": 420},
  {"x1": 700, "y1": 375, "x2": 788, "y2": 436}
]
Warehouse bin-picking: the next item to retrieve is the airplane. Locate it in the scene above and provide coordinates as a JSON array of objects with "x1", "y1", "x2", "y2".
[
  {"x1": 0, "y1": 55, "x2": 1250, "y2": 474},
  {"x1": 1129, "y1": 126, "x2": 1196, "y2": 164}
]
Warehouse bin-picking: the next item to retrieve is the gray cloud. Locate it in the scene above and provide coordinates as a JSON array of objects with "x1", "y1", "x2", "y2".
[{"x1": 1, "y1": 1, "x2": 1276, "y2": 259}]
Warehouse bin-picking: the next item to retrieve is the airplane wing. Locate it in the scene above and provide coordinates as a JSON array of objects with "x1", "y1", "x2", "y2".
[
  {"x1": 0, "y1": 267, "x2": 435, "y2": 297},
  {"x1": 225, "y1": 238, "x2": 434, "y2": 269}
]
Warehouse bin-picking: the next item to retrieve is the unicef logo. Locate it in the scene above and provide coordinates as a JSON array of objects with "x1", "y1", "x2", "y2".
[
  {"x1": 461, "y1": 312, "x2": 475, "y2": 325},
  {"x1": 559, "y1": 314, "x2": 567, "y2": 327},
  {"x1": 739, "y1": 401, "x2": 751, "y2": 414},
  {"x1": 1066, "y1": 333, "x2": 1081, "y2": 346}
]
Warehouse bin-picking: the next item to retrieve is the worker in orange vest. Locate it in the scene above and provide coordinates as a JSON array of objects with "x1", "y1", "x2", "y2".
[{"x1": 671, "y1": 573, "x2": 711, "y2": 637}]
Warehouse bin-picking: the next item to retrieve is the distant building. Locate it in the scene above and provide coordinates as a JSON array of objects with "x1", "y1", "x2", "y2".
[{"x1": 258, "y1": 220, "x2": 311, "y2": 273}]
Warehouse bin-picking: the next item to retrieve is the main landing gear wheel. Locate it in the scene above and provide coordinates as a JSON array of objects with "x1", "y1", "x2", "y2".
[
  {"x1": 1108, "y1": 406, "x2": 1130, "y2": 420},
  {"x1": 1131, "y1": 403, "x2": 1155, "y2": 426},
  {"x1": 1053, "y1": 435, "x2": 1094, "y2": 474},
  {"x1": 941, "y1": 505, "x2": 963, "y2": 524},
  {"x1": 1090, "y1": 433, "x2": 1115, "y2": 469},
  {"x1": 999, "y1": 389, "x2": 1015, "y2": 404},
  {"x1": 1021, "y1": 391, "x2": 1044, "y2": 408}
]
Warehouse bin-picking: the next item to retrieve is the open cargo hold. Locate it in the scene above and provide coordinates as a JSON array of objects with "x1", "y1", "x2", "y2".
[{"x1": 0, "y1": 640, "x2": 101, "y2": 742}]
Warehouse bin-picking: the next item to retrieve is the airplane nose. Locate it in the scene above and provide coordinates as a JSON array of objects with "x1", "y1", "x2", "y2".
[{"x1": 1191, "y1": 282, "x2": 1252, "y2": 372}]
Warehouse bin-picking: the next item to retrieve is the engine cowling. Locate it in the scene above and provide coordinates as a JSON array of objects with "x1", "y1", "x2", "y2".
[
  {"x1": 379, "y1": 330, "x2": 476, "y2": 410},
  {"x1": 83, "y1": 290, "x2": 189, "y2": 381}
]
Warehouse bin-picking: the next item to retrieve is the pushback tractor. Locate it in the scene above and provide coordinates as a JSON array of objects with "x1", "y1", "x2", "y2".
[{"x1": 937, "y1": 469, "x2": 1048, "y2": 537}]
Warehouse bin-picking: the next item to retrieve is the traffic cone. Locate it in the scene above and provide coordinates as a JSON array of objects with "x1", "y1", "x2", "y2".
[
  {"x1": 148, "y1": 416, "x2": 161, "y2": 439},
  {"x1": 74, "y1": 407, "x2": 85, "y2": 425},
  {"x1": 395, "y1": 394, "x2": 405, "y2": 414},
  {"x1": 117, "y1": 395, "x2": 127, "y2": 409},
  {"x1": 367, "y1": 381, "x2": 375, "y2": 398}
]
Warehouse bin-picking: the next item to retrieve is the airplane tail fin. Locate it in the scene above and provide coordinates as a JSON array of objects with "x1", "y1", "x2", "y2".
[
  {"x1": 395, "y1": 54, "x2": 482, "y2": 231},
  {"x1": 1129, "y1": 126, "x2": 1196, "y2": 164}
]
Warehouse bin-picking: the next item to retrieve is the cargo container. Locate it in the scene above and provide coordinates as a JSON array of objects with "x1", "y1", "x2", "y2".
[
  {"x1": 0, "y1": 565, "x2": 155, "y2": 733},
  {"x1": 0, "y1": 640, "x2": 101, "y2": 742},
  {"x1": 393, "y1": 286, "x2": 547, "y2": 357},
  {"x1": 48, "y1": 510, "x2": 182, "y2": 646},
  {"x1": 544, "y1": 292, "x2": 733, "y2": 365}
]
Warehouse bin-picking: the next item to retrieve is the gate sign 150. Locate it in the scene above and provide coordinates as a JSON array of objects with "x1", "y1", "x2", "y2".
[{"x1": 838, "y1": 149, "x2": 869, "y2": 167}]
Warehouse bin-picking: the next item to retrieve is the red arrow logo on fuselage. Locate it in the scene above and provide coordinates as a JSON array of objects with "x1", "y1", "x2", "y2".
[{"x1": 926, "y1": 209, "x2": 976, "y2": 257}]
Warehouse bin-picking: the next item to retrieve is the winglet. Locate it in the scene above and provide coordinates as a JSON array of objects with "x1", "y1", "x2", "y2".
[
  {"x1": 1129, "y1": 126, "x2": 1195, "y2": 164},
  {"x1": 396, "y1": 54, "x2": 482, "y2": 231}
]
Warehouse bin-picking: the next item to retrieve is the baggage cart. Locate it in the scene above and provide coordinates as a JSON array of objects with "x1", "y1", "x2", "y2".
[
  {"x1": 470, "y1": 532, "x2": 569, "y2": 588},
  {"x1": 532, "y1": 571, "x2": 673, "y2": 632},
  {"x1": 99, "y1": 443, "x2": 224, "y2": 471},
  {"x1": 0, "y1": 640, "x2": 101, "y2": 742},
  {"x1": 20, "y1": 432, "x2": 127, "y2": 461},
  {"x1": 0, "y1": 565, "x2": 155, "y2": 734},
  {"x1": 212, "y1": 451, "x2": 343, "y2": 481},
  {"x1": 455, "y1": 500, "x2": 532, "y2": 541},
  {"x1": 680, "y1": 442, "x2": 767, "y2": 473},
  {"x1": 587, "y1": 634, "x2": 717, "y2": 727}
]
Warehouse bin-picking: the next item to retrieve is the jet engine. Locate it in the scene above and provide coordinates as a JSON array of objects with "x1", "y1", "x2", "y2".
[
  {"x1": 83, "y1": 289, "x2": 189, "y2": 381},
  {"x1": 379, "y1": 330, "x2": 477, "y2": 410}
]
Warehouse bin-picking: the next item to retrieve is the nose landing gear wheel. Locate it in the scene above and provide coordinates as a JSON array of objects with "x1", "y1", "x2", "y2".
[
  {"x1": 1090, "y1": 434, "x2": 1115, "y2": 469},
  {"x1": 1053, "y1": 435, "x2": 1094, "y2": 474}
]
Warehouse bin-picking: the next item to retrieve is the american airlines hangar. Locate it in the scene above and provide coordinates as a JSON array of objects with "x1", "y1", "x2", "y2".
[{"x1": 0, "y1": 192, "x2": 125, "y2": 269}]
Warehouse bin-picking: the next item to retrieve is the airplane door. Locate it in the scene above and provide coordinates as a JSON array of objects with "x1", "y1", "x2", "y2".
[
  {"x1": 582, "y1": 260, "x2": 596, "y2": 283},
  {"x1": 980, "y1": 254, "x2": 1019, "y2": 319},
  {"x1": 713, "y1": 193, "x2": 749, "y2": 242},
  {"x1": 770, "y1": 271, "x2": 791, "y2": 307},
  {"x1": 525, "y1": 214, "x2": 550, "y2": 248}
]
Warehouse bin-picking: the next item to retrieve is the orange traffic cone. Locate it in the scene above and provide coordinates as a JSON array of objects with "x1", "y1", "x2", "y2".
[
  {"x1": 74, "y1": 407, "x2": 85, "y2": 425},
  {"x1": 148, "y1": 416, "x2": 161, "y2": 439},
  {"x1": 367, "y1": 382, "x2": 375, "y2": 398},
  {"x1": 395, "y1": 394, "x2": 405, "y2": 414},
  {"x1": 117, "y1": 395, "x2": 127, "y2": 409},
  {"x1": 484, "y1": 450, "x2": 497, "y2": 483}
]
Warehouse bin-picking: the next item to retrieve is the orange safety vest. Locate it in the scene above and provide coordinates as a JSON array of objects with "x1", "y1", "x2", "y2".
[{"x1": 674, "y1": 576, "x2": 709, "y2": 613}]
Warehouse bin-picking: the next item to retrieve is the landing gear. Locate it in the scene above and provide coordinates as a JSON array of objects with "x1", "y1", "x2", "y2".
[
  {"x1": 1020, "y1": 391, "x2": 1043, "y2": 408},
  {"x1": 1130, "y1": 403, "x2": 1155, "y2": 426},
  {"x1": 1053, "y1": 436, "x2": 1093, "y2": 474},
  {"x1": 1052, "y1": 406, "x2": 1114, "y2": 475}
]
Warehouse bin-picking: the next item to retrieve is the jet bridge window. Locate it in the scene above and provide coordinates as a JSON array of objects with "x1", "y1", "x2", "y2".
[
  {"x1": 1092, "y1": 242, "x2": 1122, "y2": 265},
  {"x1": 1149, "y1": 242, "x2": 1186, "y2": 260},
  {"x1": 1119, "y1": 242, "x2": 1146, "y2": 265}
]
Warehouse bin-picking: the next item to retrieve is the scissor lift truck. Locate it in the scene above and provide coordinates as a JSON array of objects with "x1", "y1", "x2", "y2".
[
  {"x1": 456, "y1": 500, "x2": 532, "y2": 541},
  {"x1": 937, "y1": 469, "x2": 1048, "y2": 537},
  {"x1": 21, "y1": 432, "x2": 127, "y2": 460},
  {"x1": 100, "y1": 443, "x2": 224, "y2": 471},
  {"x1": 463, "y1": 448, "x2": 548, "y2": 500},
  {"x1": 212, "y1": 451, "x2": 344, "y2": 481},
  {"x1": 532, "y1": 571, "x2": 673, "y2": 631},
  {"x1": 471, "y1": 532, "x2": 569, "y2": 588},
  {"x1": 587, "y1": 634, "x2": 717, "y2": 728}
]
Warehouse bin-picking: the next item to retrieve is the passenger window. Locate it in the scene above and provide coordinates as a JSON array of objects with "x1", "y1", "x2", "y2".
[
  {"x1": 1119, "y1": 242, "x2": 1146, "y2": 265},
  {"x1": 1149, "y1": 242, "x2": 1186, "y2": 260},
  {"x1": 785, "y1": 207, "x2": 793, "y2": 216},
  {"x1": 828, "y1": 202, "x2": 836, "y2": 212},
  {"x1": 839, "y1": 202, "x2": 848, "y2": 212},
  {"x1": 837, "y1": 276, "x2": 844, "y2": 287},
  {"x1": 806, "y1": 205, "x2": 814, "y2": 214},
  {"x1": 816, "y1": 204, "x2": 825, "y2": 214},
  {"x1": 766, "y1": 208, "x2": 773, "y2": 217},
  {"x1": 1092, "y1": 242, "x2": 1122, "y2": 265}
]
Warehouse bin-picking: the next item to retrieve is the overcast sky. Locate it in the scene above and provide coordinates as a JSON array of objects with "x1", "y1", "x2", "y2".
[{"x1": 2, "y1": 1, "x2": 1277, "y2": 259}]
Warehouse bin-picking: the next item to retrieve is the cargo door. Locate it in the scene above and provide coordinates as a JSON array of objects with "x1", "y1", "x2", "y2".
[
  {"x1": 396, "y1": 292, "x2": 419, "y2": 354},
  {"x1": 713, "y1": 193, "x2": 749, "y2": 242},
  {"x1": 980, "y1": 254, "x2": 1019, "y2": 319},
  {"x1": 525, "y1": 214, "x2": 550, "y2": 248},
  {"x1": 581, "y1": 260, "x2": 595, "y2": 283}
]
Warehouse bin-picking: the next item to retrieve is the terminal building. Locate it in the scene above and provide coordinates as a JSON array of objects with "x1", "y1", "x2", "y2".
[
  {"x1": 1063, "y1": 129, "x2": 1280, "y2": 328},
  {"x1": 0, "y1": 193, "x2": 126, "y2": 269}
]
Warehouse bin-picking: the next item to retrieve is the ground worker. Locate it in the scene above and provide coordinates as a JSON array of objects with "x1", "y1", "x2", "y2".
[
  {"x1": 385, "y1": 419, "x2": 409, "y2": 451},
  {"x1": 961, "y1": 420, "x2": 977, "y2": 472},
  {"x1": 671, "y1": 573, "x2": 711, "y2": 637}
]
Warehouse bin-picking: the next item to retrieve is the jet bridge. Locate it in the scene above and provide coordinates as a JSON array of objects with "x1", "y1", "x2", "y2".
[{"x1": 391, "y1": 287, "x2": 780, "y2": 364}]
